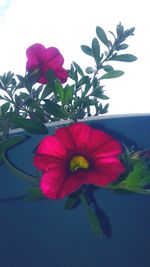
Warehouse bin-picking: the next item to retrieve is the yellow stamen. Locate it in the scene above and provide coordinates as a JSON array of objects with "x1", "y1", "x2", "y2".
[{"x1": 70, "y1": 155, "x2": 89, "y2": 172}]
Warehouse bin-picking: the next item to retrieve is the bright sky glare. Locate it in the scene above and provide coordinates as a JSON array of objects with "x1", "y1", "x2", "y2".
[{"x1": 0, "y1": 0, "x2": 149, "y2": 115}]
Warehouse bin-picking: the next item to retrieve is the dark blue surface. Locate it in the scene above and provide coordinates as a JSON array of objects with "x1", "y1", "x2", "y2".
[{"x1": 1, "y1": 115, "x2": 150, "y2": 267}]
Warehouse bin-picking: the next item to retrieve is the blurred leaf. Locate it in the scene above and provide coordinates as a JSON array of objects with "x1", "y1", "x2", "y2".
[
  {"x1": 96, "y1": 26, "x2": 110, "y2": 48},
  {"x1": 82, "y1": 79, "x2": 91, "y2": 97},
  {"x1": 76, "y1": 76, "x2": 89, "y2": 89},
  {"x1": 111, "y1": 159, "x2": 150, "y2": 194},
  {"x1": 116, "y1": 23, "x2": 124, "y2": 37},
  {"x1": 86, "y1": 206, "x2": 102, "y2": 236},
  {"x1": 81, "y1": 45, "x2": 93, "y2": 57},
  {"x1": 26, "y1": 187, "x2": 45, "y2": 201},
  {"x1": 90, "y1": 86, "x2": 103, "y2": 98},
  {"x1": 64, "y1": 194, "x2": 80, "y2": 209},
  {"x1": 1, "y1": 102, "x2": 10, "y2": 115},
  {"x1": 92, "y1": 38, "x2": 100, "y2": 65},
  {"x1": 100, "y1": 70, "x2": 124, "y2": 79},
  {"x1": 102, "y1": 65, "x2": 114, "y2": 72},
  {"x1": 55, "y1": 79, "x2": 65, "y2": 103},
  {"x1": 63, "y1": 86, "x2": 73, "y2": 105},
  {"x1": 110, "y1": 54, "x2": 137, "y2": 62},
  {"x1": 12, "y1": 117, "x2": 48, "y2": 134},
  {"x1": 116, "y1": 44, "x2": 129, "y2": 50},
  {"x1": 43, "y1": 100, "x2": 67, "y2": 119},
  {"x1": 73, "y1": 62, "x2": 84, "y2": 77},
  {"x1": 45, "y1": 69, "x2": 56, "y2": 88}
]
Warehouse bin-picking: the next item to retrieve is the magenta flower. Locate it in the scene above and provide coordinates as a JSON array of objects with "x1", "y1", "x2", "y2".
[
  {"x1": 34, "y1": 123, "x2": 125, "y2": 199},
  {"x1": 26, "y1": 43, "x2": 68, "y2": 84}
]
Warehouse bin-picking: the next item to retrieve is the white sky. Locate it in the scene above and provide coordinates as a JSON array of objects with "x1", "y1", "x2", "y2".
[{"x1": 0, "y1": 0, "x2": 150, "y2": 115}]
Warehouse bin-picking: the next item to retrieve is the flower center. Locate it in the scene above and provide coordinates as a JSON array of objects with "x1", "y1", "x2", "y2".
[{"x1": 70, "y1": 155, "x2": 89, "y2": 172}]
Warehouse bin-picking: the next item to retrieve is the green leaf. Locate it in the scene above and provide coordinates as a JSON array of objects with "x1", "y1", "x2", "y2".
[
  {"x1": 26, "y1": 187, "x2": 45, "y2": 201},
  {"x1": 109, "y1": 159, "x2": 150, "y2": 194},
  {"x1": 110, "y1": 54, "x2": 137, "y2": 62},
  {"x1": 73, "y1": 62, "x2": 84, "y2": 77},
  {"x1": 117, "y1": 44, "x2": 129, "y2": 50},
  {"x1": 1, "y1": 102, "x2": 10, "y2": 115},
  {"x1": 55, "y1": 79, "x2": 65, "y2": 103},
  {"x1": 0, "y1": 135, "x2": 26, "y2": 157},
  {"x1": 92, "y1": 38, "x2": 100, "y2": 65},
  {"x1": 82, "y1": 79, "x2": 91, "y2": 97},
  {"x1": 81, "y1": 45, "x2": 93, "y2": 57},
  {"x1": 76, "y1": 76, "x2": 89, "y2": 89},
  {"x1": 96, "y1": 26, "x2": 110, "y2": 48},
  {"x1": 97, "y1": 94, "x2": 109, "y2": 100},
  {"x1": 64, "y1": 194, "x2": 80, "y2": 209},
  {"x1": 45, "y1": 69, "x2": 56, "y2": 85},
  {"x1": 86, "y1": 206, "x2": 102, "y2": 236},
  {"x1": 90, "y1": 86, "x2": 103, "y2": 97},
  {"x1": 12, "y1": 117, "x2": 48, "y2": 134},
  {"x1": 43, "y1": 100, "x2": 67, "y2": 119},
  {"x1": 102, "y1": 65, "x2": 114, "y2": 72},
  {"x1": 63, "y1": 86, "x2": 73, "y2": 105},
  {"x1": 100, "y1": 70, "x2": 124, "y2": 79}
]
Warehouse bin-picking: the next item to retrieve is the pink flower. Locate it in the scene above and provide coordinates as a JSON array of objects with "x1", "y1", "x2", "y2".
[
  {"x1": 34, "y1": 123, "x2": 125, "y2": 199},
  {"x1": 26, "y1": 43, "x2": 68, "y2": 84}
]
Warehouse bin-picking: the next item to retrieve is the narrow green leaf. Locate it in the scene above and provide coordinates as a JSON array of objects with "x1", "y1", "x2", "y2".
[
  {"x1": 82, "y1": 79, "x2": 91, "y2": 97},
  {"x1": 103, "y1": 65, "x2": 114, "y2": 72},
  {"x1": 1, "y1": 102, "x2": 10, "y2": 114},
  {"x1": 76, "y1": 76, "x2": 89, "y2": 89},
  {"x1": 73, "y1": 62, "x2": 84, "y2": 77},
  {"x1": 96, "y1": 26, "x2": 110, "y2": 48},
  {"x1": 86, "y1": 206, "x2": 102, "y2": 236},
  {"x1": 100, "y1": 70, "x2": 124, "y2": 79},
  {"x1": 55, "y1": 79, "x2": 65, "y2": 103},
  {"x1": 63, "y1": 86, "x2": 73, "y2": 105},
  {"x1": 12, "y1": 117, "x2": 48, "y2": 134},
  {"x1": 64, "y1": 194, "x2": 80, "y2": 209},
  {"x1": 92, "y1": 38, "x2": 100, "y2": 65},
  {"x1": 26, "y1": 187, "x2": 45, "y2": 201},
  {"x1": 110, "y1": 54, "x2": 137, "y2": 62},
  {"x1": 81, "y1": 45, "x2": 93, "y2": 57},
  {"x1": 117, "y1": 44, "x2": 129, "y2": 50}
]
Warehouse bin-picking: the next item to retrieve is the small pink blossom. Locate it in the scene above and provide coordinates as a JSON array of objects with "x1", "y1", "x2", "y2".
[{"x1": 26, "y1": 43, "x2": 68, "y2": 84}]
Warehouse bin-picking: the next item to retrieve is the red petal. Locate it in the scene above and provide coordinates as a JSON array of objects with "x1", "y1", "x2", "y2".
[
  {"x1": 34, "y1": 154, "x2": 65, "y2": 172},
  {"x1": 55, "y1": 67, "x2": 68, "y2": 83},
  {"x1": 68, "y1": 123, "x2": 92, "y2": 151},
  {"x1": 36, "y1": 136, "x2": 68, "y2": 158},
  {"x1": 86, "y1": 128, "x2": 122, "y2": 156},
  {"x1": 26, "y1": 43, "x2": 46, "y2": 70},
  {"x1": 55, "y1": 126, "x2": 75, "y2": 151},
  {"x1": 88, "y1": 158, "x2": 125, "y2": 186},
  {"x1": 44, "y1": 47, "x2": 64, "y2": 70},
  {"x1": 40, "y1": 168, "x2": 87, "y2": 199},
  {"x1": 40, "y1": 167, "x2": 67, "y2": 199}
]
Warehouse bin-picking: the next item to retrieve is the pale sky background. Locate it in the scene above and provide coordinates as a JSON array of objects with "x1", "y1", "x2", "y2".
[{"x1": 0, "y1": 0, "x2": 149, "y2": 115}]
